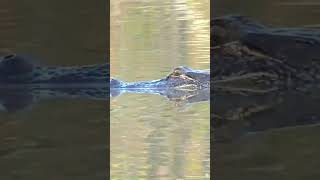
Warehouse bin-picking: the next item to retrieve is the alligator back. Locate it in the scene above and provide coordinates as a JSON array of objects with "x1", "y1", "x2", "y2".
[{"x1": 0, "y1": 54, "x2": 108, "y2": 86}]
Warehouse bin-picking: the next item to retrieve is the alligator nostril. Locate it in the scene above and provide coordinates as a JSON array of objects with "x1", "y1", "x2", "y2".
[{"x1": 110, "y1": 78, "x2": 122, "y2": 88}]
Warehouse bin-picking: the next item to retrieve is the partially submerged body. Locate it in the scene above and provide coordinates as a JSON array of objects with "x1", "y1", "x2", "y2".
[
  {"x1": 0, "y1": 55, "x2": 210, "y2": 111},
  {"x1": 110, "y1": 66, "x2": 210, "y2": 97},
  {"x1": 0, "y1": 54, "x2": 108, "y2": 87},
  {"x1": 0, "y1": 54, "x2": 110, "y2": 111},
  {"x1": 212, "y1": 15, "x2": 320, "y2": 95},
  {"x1": 1, "y1": 15, "x2": 320, "y2": 134},
  {"x1": 211, "y1": 15, "x2": 320, "y2": 141}
]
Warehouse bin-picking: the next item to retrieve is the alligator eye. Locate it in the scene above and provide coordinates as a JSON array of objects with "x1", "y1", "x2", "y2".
[{"x1": 172, "y1": 69, "x2": 182, "y2": 76}]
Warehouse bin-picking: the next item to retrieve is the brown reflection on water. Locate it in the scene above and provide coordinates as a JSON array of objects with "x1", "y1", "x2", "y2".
[
  {"x1": 0, "y1": 100, "x2": 108, "y2": 179},
  {"x1": 0, "y1": 0, "x2": 16, "y2": 54},
  {"x1": 0, "y1": 0, "x2": 107, "y2": 65}
]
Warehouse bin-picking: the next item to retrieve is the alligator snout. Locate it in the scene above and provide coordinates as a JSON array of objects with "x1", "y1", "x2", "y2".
[
  {"x1": 110, "y1": 78, "x2": 122, "y2": 88},
  {"x1": 110, "y1": 66, "x2": 210, "y2": 90},
  {"x1": 0, "y1": 54, "x2": 34, "y2": 76}
]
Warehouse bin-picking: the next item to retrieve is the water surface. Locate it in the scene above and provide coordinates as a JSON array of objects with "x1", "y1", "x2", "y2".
[
  {"x1": 111, "y1": 0, "x2": 210, "y2": 179},
  {"x1": 0, "y1": 1, "x2": 108, "y2": 179}
]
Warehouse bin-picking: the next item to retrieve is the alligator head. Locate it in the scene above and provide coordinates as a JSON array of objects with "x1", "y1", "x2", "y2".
[
  {"x1": 110, "y1": 66, "x2": 210, "y2": 96},
  {"x1": 211, "y1": 15, "x2": 266, "y2": 46},
  {"x1": 212, "y1": 15, "x2": 320, "y2": 95},
  {"x1": 211, "y1": 16, "x2": 320, "y2": 142},
  {"x1": 212, "y1": 15, "x2": 320, "y2": 65}
]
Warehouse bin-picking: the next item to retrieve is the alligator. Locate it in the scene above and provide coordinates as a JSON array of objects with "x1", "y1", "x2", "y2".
[
  {"x1": 110, "y1": 66, "x2": 210, "y2": 96},
  {"x1": 0, "y1": 54, "x2": 210, "y2": 111},
  {"x1": 1, "y1": 15, "x2": 320, "y2": 137},
  {"x1": 0, "y1": 54, "x2": 108, "y2": 111},
  {"x1": 0, "y1": 14, "x2": 320, "y2": 144},
  {"x1": 109, "y1": 12, "x2": 320, "y2": 137},
  {"x1": 212, "y1": 15, "x2": 320, "y2": 95},
  {"x1": 0, "y1": 54, "x2": 210, "y2": 90},
  {"x1": 0, "y1": 54, "x2": 108, "y2": 87},
  {"x1": 110, "y1": 16, "x2": 320, "y2": 98},
  {"x1": 211, "y1": 15, "x2": 320, "y2": 141}
]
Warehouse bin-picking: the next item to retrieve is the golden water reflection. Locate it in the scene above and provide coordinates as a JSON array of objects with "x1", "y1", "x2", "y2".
[{"x1": 111, "y1": 0, "x2": 210, "y2": 179}]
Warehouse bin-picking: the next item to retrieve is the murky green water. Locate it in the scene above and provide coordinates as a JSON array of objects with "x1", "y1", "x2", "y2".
[
  {"x1": 0, "y1": 1, "x2": 107, "y2": 179},
  {"x1": 111, "y1": 0, "x2": 210, "y2": 179}
]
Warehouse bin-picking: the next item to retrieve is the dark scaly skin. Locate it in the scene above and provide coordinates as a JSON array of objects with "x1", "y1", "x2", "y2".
[
  {"x1": 0, "y1": 54, "x2": 108, "y2": 87},
  {"x1": 211, "y1": 15, "x2": 320, "y2": 141},
  {"x1": 0, "y1": 54, "x2": 210, "y2": 90},
  {"x1": 212, "y1": 15, "x2": 320, "y2": 94},
  {"x1": 110, "y1": 66, "x2": 210, "y2": 93},
  {"x1": 0, "y1": 54, "x2": 109, "y2": 111},
  {"x1": 0, "y1": 54, "x2": 210, "y2": 111}
]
